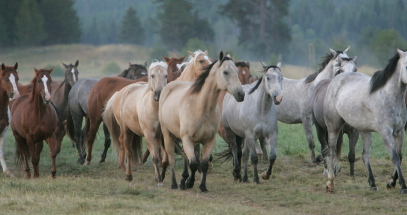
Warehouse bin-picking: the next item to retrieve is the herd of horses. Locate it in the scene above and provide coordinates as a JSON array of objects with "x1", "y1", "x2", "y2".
[{"x1": 0, "y1": 47, "x2": 407, "y2": 194}]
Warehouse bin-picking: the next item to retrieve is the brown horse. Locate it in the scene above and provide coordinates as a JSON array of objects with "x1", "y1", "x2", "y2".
[
  {"x1": 159, "y1": 52, "x2": 245, "y2": 192},
  {"x1": 11, "y1": 68, "x2": 63, "y2": 178},
  {"x1": 0, "y1": 63, "x2": 20, "y2": 176},
  {"x1": 82, "y1": 57, "x2": 184, "y2": 166},
  {"x1": 103, "y1": 61, "x2": 168, "y2": 184},
  {"x1": 177, "y1": 50, "x2": 212, "y2": 81},
  {"x1": 50, "y1": 60, "x2": 79, "y2": 120}
]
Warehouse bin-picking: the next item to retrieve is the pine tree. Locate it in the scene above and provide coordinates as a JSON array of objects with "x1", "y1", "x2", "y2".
[
  {"x1": 39, "y1": 0, "x2": 81, "y2": 45},
  {"x1": 118, "y1": 6, "x2": 145, "y2": 45},
  {"x1": 14, "y1": 0, "x2": 46, "y2": 46},
  {"x1": 156, "y1": 0, "x2": 214, "y2": 51},
  {"x1": 0, "y1": 0, "x2": 23, "y2": 46},
  {"x1": 83, "y1": 18, "x2": 101, "y2": 45},
  {"x1": 221, "y1": 0, "x2": 291, "y2": 58}
]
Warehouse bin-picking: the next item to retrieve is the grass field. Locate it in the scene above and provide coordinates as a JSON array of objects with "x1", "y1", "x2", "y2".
[{"x1": 1, "y1": 44, "x2": 406, "y2": 214}]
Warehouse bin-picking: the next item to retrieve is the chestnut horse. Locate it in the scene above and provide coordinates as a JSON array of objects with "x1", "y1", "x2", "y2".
[
  {"x1": 11, "y1": 68, "x2": 63, "y2": 178},
  {"x1": 82, "y1": 57, "x2": 184, "y2": 166},
  {"x1": 0, "y1": 63, "x2": 20, "y2": 176},
  {"x1": 103, "y1": 61, "x2": 168, "y2": 184},
  {"x1": 159, "y1": 52, "x2": 245, "y2": 192}
]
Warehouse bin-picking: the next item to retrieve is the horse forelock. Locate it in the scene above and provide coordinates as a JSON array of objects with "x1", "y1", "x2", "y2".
[
  {"x1": 149, "y1": 61, "x2": 168, "y2": 71},
  {"x1": 190, "y1": 60, "x2": 218, "y2": 94},
  {"x1": 220, "y1": 57, "x2": 233, "y2": 66},
  {"x1": 370, "y1": 52, "x2": 403, "y2": 94}
]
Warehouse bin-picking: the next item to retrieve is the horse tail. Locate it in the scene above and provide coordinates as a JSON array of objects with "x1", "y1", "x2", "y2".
[
  {"x1": 336, "y1": 129, "x2": 344, "y2": 160},
  {"x1": 65, "y1": 106, "x2": 76, "y2": 144},
  {"x1": 82, "y1": 115, "x2": 91, "y2": 150},
  {"x1": 102, "y1": 96, "x2": 121, "y2": 158},
  {"x1": 14, "y1": 141, "x2": 29, "y2": 168},
  {"x1": 215, "y1": 137, "x2": 234, "y2": 164},
  {"x1": 131, "y1": 135, "x2": 143, "y2": 168}
]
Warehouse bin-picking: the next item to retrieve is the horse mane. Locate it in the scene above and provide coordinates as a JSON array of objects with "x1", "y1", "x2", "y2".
[
  {"x1": 149, "y1": 61, "x2": 168, "y2": 71},
  {"x1": 370, "y1": 52, "x2": 402, "y2": 94},
  {"x1": 190, "y1": 60, "x2": 217, "y2": 94},
  {"x1": 248, "y1": 77, "x2": 263, "y2": 94},
  {"x1": 29, "y1": 73, "x2": 39, "y2": 102},
  {"x1": 118, "y1": 68, "x2": 130, "y2": 77},
  {"x1": 235, "y1": 61, "x2": 249, "y2": 68},
  {"x1": 304, "y1": 51, "x2": 343, "y2": 84}
]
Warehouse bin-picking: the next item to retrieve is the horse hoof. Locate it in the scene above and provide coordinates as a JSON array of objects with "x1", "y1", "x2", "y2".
[
  {"x1": 179, "y1": 184, "x2": 186, "y2": 190},
  {"x1": 77, "y1": 158, "x2": 85, "y2": 165},
  {"x1": 313, "y1": 154, "x2": 324, "y2": 163},
  {"x1": 186, "y1": 180, "x2": 194, "y2": 189},
  {"x1": 157, "y1": 182, "x2": 164, "y2": 187},
  {"x1": 171, "y1": 183, "x2": 178, "y2": 190},
  {"x1": 400, "y1": 189, "x2": 407, "y2": 194},
  {"x1": 125, "y1": 175, "x2": 133, "y2": 182},
  {"x1": 51, "y1": 171, "x2": 56, "y2": 178},
  {"x1": 326, "y1": 180, "x2": 334, "y2": 193},
  {"x1": 261, "y1": 172, "x2": 270, "y2": 180},
  {"x1": 84, "y1": 160, "x2": 90, "y2": 166},
  {"x1": 4, "y1": 170, "x2": 15, "y2": 178},
  {"x1": 387, "y1": 179, "x2": 396, "y2": 189},
  {"x1": 199, "y1": 185, "x2": 208, "y2": 192},
  {"x1": 370, "y1": 187, "x2": 378, "y2": 191}
]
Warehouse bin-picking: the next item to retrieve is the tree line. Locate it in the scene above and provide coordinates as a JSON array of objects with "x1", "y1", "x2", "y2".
[{"x1": 1, "y1": 0, "x2": 406, "y2": 67}]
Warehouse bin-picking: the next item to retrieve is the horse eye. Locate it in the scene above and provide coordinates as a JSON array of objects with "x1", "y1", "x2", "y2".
[
  {"x1": 5, "y1": 78, "x2": 9, "y2": 82},
  {"x1": 199, "y1": 60, "x2": 204, "y2": 63},
  {"x1": 172, "y1": 69, "x2": 176, "y2": 73},
  {"x1": 165, "y1": 75, "x2": 168, "y2": 78},
  {"x1": 151, "y1": 75, "x2": 155, "y2": 78},
  {"x1": 223, "y1": 71, "x2": 229, "y2": 75},
  {"x1": 267, "y1": 77, "x2": 270, "y2": 80}
]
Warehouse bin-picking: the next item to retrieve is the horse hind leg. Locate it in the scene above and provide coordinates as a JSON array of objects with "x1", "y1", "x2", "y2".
[
  {"x1": 346, "y1": 126, "x2": 359, "y2": 179},
  {"x1": 360, "y1": 131, "x2": 377, "y2": 190},
  {"x1": 302, "y1": 116, "x2": 316, "y2": 162},
  {"x1": 30, "y1": 141, "x2": 44, "y2": 178},
  {"x1": 0, "y1": 127, "x2": 13, "y2": 177},
  {"x1": 198, "y1": 137, "x2": 216, "y2": 192},
  {"x1": 261, "y1": 134, "x2": 277, "y2": 180},
  {"x1": 386, "y1": 129, "x2": 407, "y2": 194},
  {"x1": 14, "y1": 133, "x2": 30, "y2": 178},
  {"x1": 179, "y1": 152, "x2": 189, "y2": 190},
  {"x1": 181, "y1": 136, "x2": 200, "y2": 190},
  {"x1": 245, "y1": 136, "x2": 260, "y2": 184},
  {"x1": 99, "y1": 123, "x2": 111, "y2": 163},
  {"x1": 162, "y1": 128, "x2": 177, "y2": 189}
]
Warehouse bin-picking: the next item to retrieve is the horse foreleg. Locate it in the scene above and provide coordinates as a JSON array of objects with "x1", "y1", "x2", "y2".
[
  {"x1": 360, "y1": 131, "x2": 377, "y2": 190},
  {"x1": 302, "y1": 116, "x2": 316, "y2": 162},
  {"x1": 160, "y1": 145, "x2": 168, "y2": 181},
  {"x1": 31, "y1": 141, "x2": 43, "y2": 178},
  {"x1": 199, "y1": 137, "x2": 216, "y2": 192},
  {"x1": 123, "y1": 127, "x2": 136, "y2": 182},
  {"x1": 314, "y1": 121, "x2": 328, "y2": 164},
  {"x1": 46, "y1": 135, "x2": 59, "y2": 178},
  {"x1": 245, "y1": 136, "x2": 260, "y2": 184},
  {"x1": 99, "y1": 123, "x2": 111, "y2": 163},
  {"x1": 385, "y1": 129, "x2": 407, "y2": 194},
  {"x1": 144, "y1": 132, "x2": 163, "y2": 186},
  {"x1": 179, "y1": 152, "x2": 189, "y2": 190},
  {"x1": 261, "y1": 133, "x2": 277, "y2": 180},
  {"x1": 259, "y1": 137, "x2": 268, "y2": 161},
  {"x1": 182, "y1": 136, "x2": 199, "y2": 190},
  {"x1": 162, "y1": 128, "x2": 177, "y2": 189},
  {"x1": 224, "y1": 125, "x2": 242, "y2": 181},
  {"x1": 326, "y1": 130, "x2": 340, "y2": 192},
  {"x1": 72, "y1": 114, "x2": 85, "y2": 165},
  {"x1": 346, "y1": 126, "x2": 359, "y2": 179},
  {"x1": 0, "y1": 127, "x2": 13, "y2": 177}
]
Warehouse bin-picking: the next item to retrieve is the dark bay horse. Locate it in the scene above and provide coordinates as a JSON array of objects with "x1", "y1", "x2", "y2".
[
  {"x1": 0, "y1": 63, "x2": 20, "y2": 176},
  {"x1": 118, "y1": 62, "x2": 148, "y2": 79},
  {"x1": 11, "y1": 68, "x2": 64, "y2": 178},
  {"x1": 82, "y1": 57, "x2": 185, "y2": 166}
]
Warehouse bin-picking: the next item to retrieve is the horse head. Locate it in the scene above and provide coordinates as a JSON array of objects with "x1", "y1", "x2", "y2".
[
  {"x1": 188, "y1": 50, "x2": 212, "y2": 77},
  {"x1": 0, "y1": 62, "x2": 20, "y2": 101},
  {"x1": 148, "y1": 61, "x2": 168, "y2": 101},
  {"x1": 127, "y1": 62, "x2": 148, "y2": 80},
  {"x1": 62, "y1": 60, "x2": 79, "y2": 87},
  {"x1": 397, "y1": 49, "x2": 407, "y2": 84},
  {"x1": 162, "y1": 54, "x2": 186, "y2": 81},
  {"x1": 260, "y1": 61, "x2": 283, "y2": 105},
  {"x1": 215, "y1": 51, "x2": 244, "y2": 102},
  {"x1": 236, "y1": 61, "x2": 251, "y2": 85},
  {"x1": 34, "y1": 67, "x2": 54, "y2": 104},
  {"x1": 334, "y1": 56, "x2": 358, "y2": 76}
]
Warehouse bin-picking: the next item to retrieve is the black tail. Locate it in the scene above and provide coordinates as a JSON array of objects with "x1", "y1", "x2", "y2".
[
  {"x1": 14, "y1": 142, "x2": 28, "y2": 168},
  {"x1": 65, "y1": 106, "x2": 76, "y2": 145}
]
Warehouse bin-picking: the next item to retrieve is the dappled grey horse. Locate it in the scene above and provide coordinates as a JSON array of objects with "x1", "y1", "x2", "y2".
[
  {"x1": 222, "y1": 62, "x2": 283, "y2": 182},
  {"x1": 324, "y1": 49, "x2": 407, "y2": 194},
  {"x1": 311, "y1": 56, "x2": 358, "y2": 177},
  {"x1": 275, "y1": 47, "x2": 350, "y2": 162}
]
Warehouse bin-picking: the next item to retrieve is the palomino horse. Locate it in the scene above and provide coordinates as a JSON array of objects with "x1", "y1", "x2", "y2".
[
  {"x1": 103, "y1": 61, "x2": 168, "y2": 184},
  {"x1": 118, "y1": 62, "x2": 148, "y2": 79},
  {"x1": 276, "y1": 47, "x2": 350, "y2": 162},
  {"x1": 222, "y1": 62, "x2": 283, "y2": 183},
  {"x1": 311, "y1": 56, "x2": 358, "y2": 177},
  {"x1": 83, "y1": 57, "x2": 184, "y2": 166},
  {"x1": 324, "y1": 49, "x2": 407, "y2": 194},
  {"x1": 177, "y1": 50, "x2": 212, "y2": 81},
  {"x1": 0, "y1": 63, "x2": 20, "y2": 176},
  {"x1": 11, "y1": 68, "x2": 63, "y2": 178},
  {"x1": 50, "y1": 60, "x2": 79, "y2": 120},
  {"x1": 70, "y1": 62, "x2": 148, "y2": 165},
  {"x1": 159, "y1": 51, "x2": 245, "y2": 192}
]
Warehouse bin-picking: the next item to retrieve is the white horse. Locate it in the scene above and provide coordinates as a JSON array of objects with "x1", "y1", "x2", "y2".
[
  {"x1": 275, "y1": 47, "x2": 350, "y2": 162},
  {"x1": 222, "y1": 62, "x2": 283, "y2": 183},
  {"x1": 324, "y1": 49, "x2": 407, "y2": 194}
]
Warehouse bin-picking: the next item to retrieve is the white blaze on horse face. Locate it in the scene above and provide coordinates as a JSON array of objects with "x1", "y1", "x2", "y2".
[
  {"x1": 176, "y1": 64, "x2": 182, "y2": 71},
  {"x1": 71, "y1": 68, "x2": 76, "y2": 82},
  {"x1": 9, "y1": 74, "x2": 19, "y2": 98},
  {"x1": 41, "y1": 75, "x2": 51, "y2": 101},
  {"x1": 204, "y1": 55, "x2": 212, "y2": 64}
]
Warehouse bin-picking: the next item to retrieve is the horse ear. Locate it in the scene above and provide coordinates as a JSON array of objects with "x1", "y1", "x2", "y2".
[
  {"x1": 260, "y1": 61, "x2": 267, "y2": 69},
  {"x1": 144, "y1": 61, "x2": 147, "y2": 67},
  {"x1": 49, "y1": 67, "x2": 55, "y2": 74},
  {"x1": 162, "y1": 55, "x2": 170, "y2": 63},
  {"x1": 34, "y1": 68, "x2": 39, "y2": 74},
  {"x1": 14, "y1": 62, "x2": 18, "y2": 70},
  {"x1": 246, "y1": 62, "x2": 250, "y2": 68},
  {"x1": 344, "y1": 46, "x2": 350, "y2": 54},
  {"x1": 75, "y1": 60, "x2": 79, "y2": 68},
  {"x1": 188, "y1": 51, "x2": 195, "y2": 57},
  {"x1": 397, "y1": 49, "x2": 406, "y2": 57},
  {"x1": 204, "y1": 50, "x2": 208, "y2": 55},
  {"x1": 277, "y1": 62, "x2": 282, "y2": 68},
  {"x1": 352, "y1": 55, "x2": 358, "y2": 63},
  {"x1": 62, "y1": 62, "x2": 69, "y2": 68},
  {"x1": 330, "y1": 48, "x2": 337, "y2": 56},
  {"x1": 219, "y1": 51, "x2": 224, "y2": 61},
  {"x1": 180, "y1": 55, "x2": 187, "y2": 62}
]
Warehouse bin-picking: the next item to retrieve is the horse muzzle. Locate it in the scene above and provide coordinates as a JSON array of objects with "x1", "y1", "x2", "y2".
[
  {"x1": 273, "y1": 94, "x2": 282, "y2": 105},
  {"x1": 234, "y1": 90, "x2": 245, "y2": 102},
  {"x1": 154, "y1": 91, "x2": 161, "y2": 101}
]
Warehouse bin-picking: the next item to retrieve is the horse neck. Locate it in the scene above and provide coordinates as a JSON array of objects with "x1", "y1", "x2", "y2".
[
  {"x1": 62, "y1": 79, "x2": 72, "y2": 103},
  {"x1": 167, "y1": 68, "x2": 176, "y2": 82},
  {"x1": 195, "y1": 74, "x2": 221, "y2": 115},
  {"x1": 31, "y1": 82, "x2": 46, "y2": 113},
  {"x1": 0, "y1": 88, "x2": 8, "y2": 117},
  {"x1": 253, "y1": 79, "x2": 274, "y2": 113},
  {"x1": 314, "y1": 60, "x2": 334, "y2": 85},
  {"x1": 178, "y1": 64, "x2": 196, "y2": 81},
  {"x1": 382, "y1": 65, "x2": 407, "y2": 101}
]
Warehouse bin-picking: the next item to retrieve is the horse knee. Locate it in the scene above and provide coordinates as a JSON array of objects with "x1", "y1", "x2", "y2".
[
  {"x1": 189, "y1": 160, "x2": 199, "y2": 172},
  {"x1": 250, "y1": 154, "x2": 258, "y2": 164},
  {"x1": 200, "y1": 161, "x2": 209, "y2": 173}
]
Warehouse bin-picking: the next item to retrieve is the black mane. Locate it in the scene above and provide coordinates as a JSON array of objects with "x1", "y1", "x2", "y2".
[
  {"x1": 190, "y1": 60, "x2": 218, "y2": 94},
  {"x1": 370, "y1": 52, "x2": 402, "y2": 94},
  {"x1": 248, "y1": 77, "x2": 263, "y2": 94},
  {"x1": 304, "y1": 51, "x2": 343, "y2": 84}
]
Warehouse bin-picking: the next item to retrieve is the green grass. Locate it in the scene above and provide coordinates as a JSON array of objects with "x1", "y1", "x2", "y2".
[{"x1": 0, "y1": 121, "x2": 406, "y2": 215}]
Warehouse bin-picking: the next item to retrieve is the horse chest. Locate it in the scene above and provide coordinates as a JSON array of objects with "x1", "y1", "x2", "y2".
[{"x1": 189, "y1": 123, "x2": 217, "y2": 142}]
